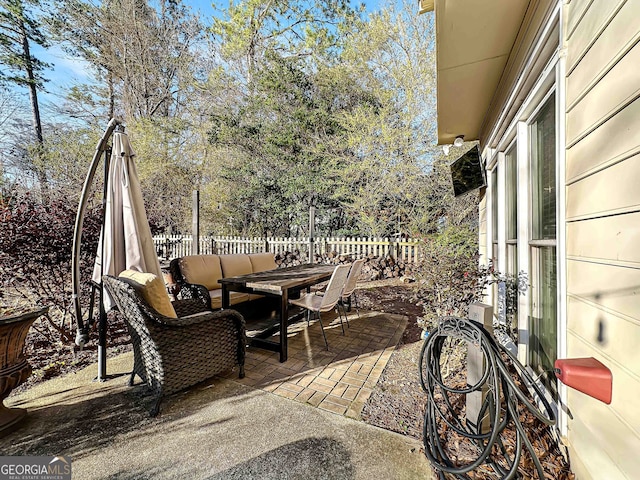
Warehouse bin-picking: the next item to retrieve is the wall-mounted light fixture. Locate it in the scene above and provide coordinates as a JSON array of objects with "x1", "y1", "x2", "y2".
[{"x1": 442, "y1": 135, "x2": 465, "y2": 156}]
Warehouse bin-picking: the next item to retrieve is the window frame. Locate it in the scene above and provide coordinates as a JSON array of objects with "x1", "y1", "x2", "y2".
[
  {"x1": 527, "y1": 93, "x2": 558, "y2": 390},
  {"x1": 478, "y1": 2, "x2": 568, "y2": 434},
  {"x1": 504, "y1": 140, "x2": 518, "y2": 278}
]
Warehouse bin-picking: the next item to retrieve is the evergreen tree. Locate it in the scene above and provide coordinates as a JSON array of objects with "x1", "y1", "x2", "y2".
[
  {"x1": 49, "y1": 0, "x2": 203, "y2": 121},
  {"x1": 0, "y1": 0, "x2": 50, "y2": 199}
]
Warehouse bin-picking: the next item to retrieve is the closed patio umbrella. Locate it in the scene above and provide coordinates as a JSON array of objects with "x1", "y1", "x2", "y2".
[
  {"x1": 92, "y1": 131, "x2": 162, "y2": 307},
  {"x1": 72, "y1": 120, "x2": 162, "y2": 381},
  {"x1": 92, "y1": 130, "x2": 162, "y2": 380}
]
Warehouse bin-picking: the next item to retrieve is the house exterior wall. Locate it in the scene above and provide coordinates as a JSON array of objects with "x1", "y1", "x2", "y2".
[
  {"x1": 563, "y1": 0, "x2": 640, "y2": 477},
  {"x1": 475, "y1": 0, "x2": 640, "y2": 478}
]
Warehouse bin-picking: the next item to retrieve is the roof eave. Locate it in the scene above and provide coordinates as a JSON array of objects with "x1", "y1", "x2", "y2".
[{"x1": 428, "y1": 1, "x2": 530, "y2": 145}]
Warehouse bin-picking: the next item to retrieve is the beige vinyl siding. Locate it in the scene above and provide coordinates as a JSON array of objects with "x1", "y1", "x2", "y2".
[
  {"x1": 566, "y1": 392, "x2": 640, "y2": 480},
  {"x1": 566, "y1": 0, "x2": 640, "y2": 108},
  {"x1": 566, "y1": 212, "x2": 640, "y2": 265},
  {"x1": 565, "y1": 0, "x2": 592, "y2": 38},
  {"x1": 568, "y1": 260, "x2": 639, "y2": 324},
  {"x1": 566, "y1": 98, "x2": 640, "y2": 182},
  {"x1": 565, "y1": 0, "x2": 640, "y2": 478},
  {"x1": 564, "y1": 330, "x2": 640, "y2": 474},
  {"x1": 566, "y1": 0, "x2": 626, "y2": 73},
  {"x1": 567, "y1": 297, "x2": 640, "y2": 383},
  {"x1": 566, "y1": 153, "x2": 640, "y2": 221},
  {"x1": 567, "y1": 41, "x2": 640, "y2": 146},
  {"x1": 565, "y1": 261, "x2": 640, "y2": 478}
]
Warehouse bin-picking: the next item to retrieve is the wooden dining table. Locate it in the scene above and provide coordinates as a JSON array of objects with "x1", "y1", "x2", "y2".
[{"x1": 219, "y1": 263, "x2": 336, "y2": 362}]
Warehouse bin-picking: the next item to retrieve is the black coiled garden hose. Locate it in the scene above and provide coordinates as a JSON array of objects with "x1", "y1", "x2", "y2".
[{"x1": 419, "y1": 317, "x2": 556, "y2": 479}]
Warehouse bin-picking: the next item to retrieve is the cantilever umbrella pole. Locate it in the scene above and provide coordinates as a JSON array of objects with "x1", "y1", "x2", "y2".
[{"x1": 71, "y1": 118, "x2": 122, "y2": 349}]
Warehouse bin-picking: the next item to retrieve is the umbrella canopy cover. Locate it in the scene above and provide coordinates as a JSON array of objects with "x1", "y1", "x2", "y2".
[{"x1": 92, "y1": 132, "x2": 162, "y2": 310}]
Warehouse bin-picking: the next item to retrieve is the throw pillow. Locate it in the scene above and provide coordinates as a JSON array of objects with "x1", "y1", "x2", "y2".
[{"x1": 119, "y1": 269, "x2": 177, "y2": 318}]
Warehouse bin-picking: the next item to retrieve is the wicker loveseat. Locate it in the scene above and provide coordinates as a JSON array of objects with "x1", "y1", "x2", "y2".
[
  {"x1": 169, "y1": 253, "x2": 278, "y2": 310},
  {"x1": 103, "y1": 274, "x2": 246, "y2": 416}
]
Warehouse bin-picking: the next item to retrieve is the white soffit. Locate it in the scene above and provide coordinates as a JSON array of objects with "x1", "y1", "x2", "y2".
[{"x1": 431, "y1": 0, "x2": 530, "y2": 145}]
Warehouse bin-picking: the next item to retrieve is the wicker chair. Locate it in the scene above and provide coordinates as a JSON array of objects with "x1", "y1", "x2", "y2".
[
  {"x1": 168, "y1": 258, "x2": 211, "y2": 307},
  {"x1": 102, "y1": 275, "x2": 246, "y2": 416}
]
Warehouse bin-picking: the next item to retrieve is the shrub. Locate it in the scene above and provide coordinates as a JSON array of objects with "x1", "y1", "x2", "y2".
[
  {"x1": 0, "y1": 187, "x2": 101, "y2": 344},
  {"x1": 414, "y1": 225, "x2": 489, "y2": 330}
]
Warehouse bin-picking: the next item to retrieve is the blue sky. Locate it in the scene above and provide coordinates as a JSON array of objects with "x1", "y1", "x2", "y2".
[{"x1": 26, "y1": 0, "x2": 384, "y2": 111}]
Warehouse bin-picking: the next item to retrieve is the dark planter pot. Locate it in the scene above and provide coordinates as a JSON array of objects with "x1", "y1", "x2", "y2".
[{"x1": 0, "y1": 306, "x2": 48, "y2": 434}]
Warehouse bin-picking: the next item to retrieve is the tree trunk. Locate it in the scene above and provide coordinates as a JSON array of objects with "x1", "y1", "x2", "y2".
[
  {"x1": 20, "y1": 18, "x2": 48, "y2": 202},
  {"x1": 108, "y1": 70, "x2": 115, "y2": 120}
]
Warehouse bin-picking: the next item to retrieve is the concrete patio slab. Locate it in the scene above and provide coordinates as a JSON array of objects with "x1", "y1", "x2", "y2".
[{"x1": 1, "y1": 312, "x2": 434, "y2": 479}]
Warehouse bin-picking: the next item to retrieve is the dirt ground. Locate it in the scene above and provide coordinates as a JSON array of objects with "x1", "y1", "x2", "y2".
[
  {"x1": 355, "y1": 280, "x2": 427, "y2": 439},
  {"x1": 19, "y1": 313, "x2": 133, "y2": 389}
]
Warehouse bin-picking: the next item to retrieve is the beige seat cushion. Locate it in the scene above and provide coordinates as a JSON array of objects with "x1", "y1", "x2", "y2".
[
  {"x1": 119, "y1": 269, "x2": 177, "y2": 318},
  {"x1": 179, "y1": 255, "x2": 223, "y2": 290},
  {"x1": 248, "y1": 253, "x2": 277, "y2": 273},
  {"x1": 209, "y1": 290, "x2": 250, "y2": 309},
  {"x1": 219, "y1": 254, "x2": 253, "y2": 278}
]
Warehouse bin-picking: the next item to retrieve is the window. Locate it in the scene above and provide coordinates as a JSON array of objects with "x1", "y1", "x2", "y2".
[
  {"x1": 491, "y1": 167, "x2": 498, "y2": 266},
  {"x1": 529, "y1": 94, "x2": 557, "y2": 387},
  {"x1": 505, "y1": 144, "x2": 517, "y2": 276}
]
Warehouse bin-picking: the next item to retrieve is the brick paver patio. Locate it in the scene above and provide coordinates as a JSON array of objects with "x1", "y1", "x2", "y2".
[{"x1": 221, "y1": 309, "x2": 407, "y2": 419}]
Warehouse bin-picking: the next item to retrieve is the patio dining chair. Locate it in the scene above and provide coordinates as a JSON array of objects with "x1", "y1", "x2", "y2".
[
  {"x1": 313, "y1": 258, "x2": 366, "y2": 328},
  {"x1": 338, "y1": 258, "x2": 365, "y2": 323},
  {"x1": 288, "y1": 264, "x2": 351, "y2": 350}
]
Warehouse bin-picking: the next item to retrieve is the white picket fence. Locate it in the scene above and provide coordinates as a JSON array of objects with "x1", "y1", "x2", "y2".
[{"x1": 153, "y1": 235, "x2": 421, "y2": 263}]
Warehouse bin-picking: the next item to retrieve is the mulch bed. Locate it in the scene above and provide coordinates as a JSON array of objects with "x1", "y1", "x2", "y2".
[
  {"x1": 357, "y1": 282, "x2": 426, "y2": 439},
  {"x1": 16, "y1": 312, "x2": 132, "y2": 391},
  {"x1": 356, "y1": 280, "x2": 574, "y2": 480}
]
